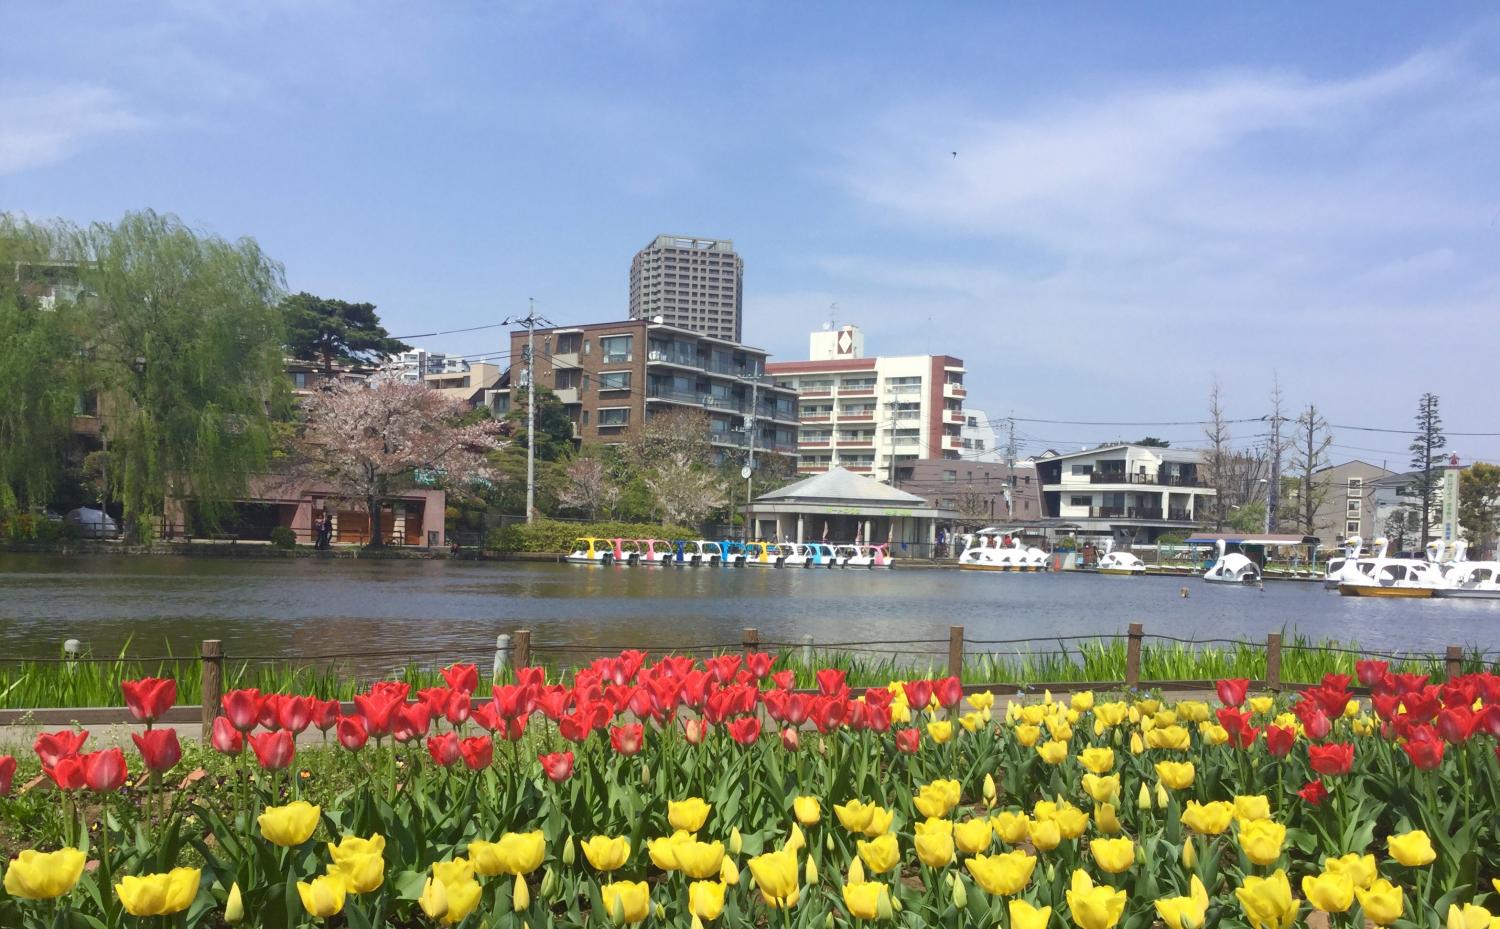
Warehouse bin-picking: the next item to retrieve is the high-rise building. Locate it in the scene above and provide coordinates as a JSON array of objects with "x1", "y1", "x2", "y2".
[{"x1": 629, "y1": 235, "x2": 744, "y2": 342}]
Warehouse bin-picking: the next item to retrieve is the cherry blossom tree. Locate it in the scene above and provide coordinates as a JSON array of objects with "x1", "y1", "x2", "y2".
[
  {"x1": 643, "y1": 450, "x2": 727, "y2": 527},
  {"x1": 560, "y1": 457, "x2": 619, "y2": 520},
  {"x1": 298, "y1": 380, "x2": 506, "y2": 547}
]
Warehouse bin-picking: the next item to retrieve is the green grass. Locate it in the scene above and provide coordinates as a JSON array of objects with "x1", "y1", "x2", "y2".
[{"x1": 2, "y1": 632, "x2": 1488, "y2": 710}]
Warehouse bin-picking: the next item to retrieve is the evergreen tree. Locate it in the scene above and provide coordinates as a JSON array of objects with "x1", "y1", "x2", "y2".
[
  {"x1": 1408, "y1": 393, "x2": 1446, "y2": 546},
  {"x1": 282, "y1": 292, "x2": 411, "y2": 376}
]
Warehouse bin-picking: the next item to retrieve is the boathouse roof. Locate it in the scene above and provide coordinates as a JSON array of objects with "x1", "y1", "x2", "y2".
[{"x1": 756, "y1": 467, "x2": 931, "y2": 507}]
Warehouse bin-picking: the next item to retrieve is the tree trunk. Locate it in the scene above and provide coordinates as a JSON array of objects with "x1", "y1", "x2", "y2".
[{"x1": 367, "y1": 495, "x2": 384, "y2": 548}]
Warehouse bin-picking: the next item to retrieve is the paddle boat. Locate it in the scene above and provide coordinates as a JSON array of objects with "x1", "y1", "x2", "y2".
[
  {"x1": 784, "y1": 542, "x2": 839, "y2": 567},
  {"x1": 1338, "y1": 558, "x2": 1441, "y2": 597},
  {"x1": 957, "y1": 535, "x2": 1035, "y2": 572},
  {"x1": 1097, "y1": 551, "x2": 1147, "y2": 576},
  {"x1": 633, "y1": 539, "x2": 674, "y2": 565},
  {"x1": 743, "y1": 541, "x2": 786, "y2": 567},
  {"x1": 565, "y1": 537, "x2": 615, "y2": 565},
  {"x1": 1203, "y1": 538, "x2": 1261, "y2": 584},
  {"x1": 718, "y1": 540, "x2": 749, "y2": 567},
  {"x1": 844, "y1": 543, "x2": 892, "y2": 568},
  {"x1": 1435, "y1": 561, "x2": 1500, "y2": 599}
]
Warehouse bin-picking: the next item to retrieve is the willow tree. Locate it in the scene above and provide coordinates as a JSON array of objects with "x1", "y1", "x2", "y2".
[
  {"x1": 76, "y1": 211, "x2": 289, "y2": 540},
  {"x1": 0, "y1": 217, "x2": 85, "y2": 517}
]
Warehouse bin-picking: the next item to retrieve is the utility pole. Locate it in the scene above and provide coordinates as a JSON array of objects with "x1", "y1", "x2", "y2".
[
  {"x1": 1266, "y1": 381, "x2": 1284, "y2": 535},
  {"x1": 504, "y1": 299, "x2": 553, "y2": 525},
  {"x1": 741, "y1": 370, "x2": 761, "y2": 540},
  {"x1": 1005, "y1": 412, "x2": 1017, "y2": 518}
]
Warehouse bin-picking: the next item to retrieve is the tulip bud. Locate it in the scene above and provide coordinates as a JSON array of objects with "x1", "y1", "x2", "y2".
[
  {"x1": 825, "y1": 913, "x2": 835, "y2": 929},
  {"x1": 513, "y1": 875, "x2": 529, "y2": 912},
  {"x1": 641, "y1": 764, "x2": 651, "y2": 786},
  {"x1": 849, "y1": 857, "x2": 866, "y2": 885},
  {"x1": 653, "y1": 903, "x2": 666, "y2": 920},
  {"x1": 805, "y1": 854, "x2": 818, "y2": 883},
  {"x1": 609, "y1": 895, "x2": 626, "y2": 927},
  {"x1": 891, "y1": 894, "x2": 903, "y2": 913},
  {"x1": 877, "y1": 887, "x2": 895, "y2": 920},
  {"x1": 225, "y1": 883, "x2": 244, "y2": 924},
  {"x1": 951, "y1": 875, "x2": 968, "y2": 909},
  {"x1": 781, "y1": 727, "x2": 800, "y2": 751},
  {"x1": 983, "y1": 774, "x2": 997, "y2": 808},
  {"x1": 1155, "y1": 782, "x2": 1169, "y2": 809},
  {"x1": 1044, "y1": 862, "x2": 1056, "y2": 883},
  {"x1": 825, "y1": 832, "x2": 834, "y2": 852},
  {"x1": 1130, "y1": 732, "x2": 1144, "y2": 754},
  {"x1": 720, "y1": 857, "x2": 739, "y2": 885},
  {"x1": 562, "y1": 836, "x2": 576, "y2": 866},
  {"x1": 1182, "y1": 837, "x2": 1197, "y2": 870},
  {"x1": 730, "y1": 827, "x2": 743, "y2": 855},
  {"x1": 419, "y1": 877, "x2": 449, "y2": 921},
  {"x1": 1111, "y1": 726, "x2": 1121, "y2": 746},
  {"x1": 540, "y1": 867, "x2": 559, "y2": 901},
  {"x1": 1137, "y1": 783, "x2": 1152, "y2": 810}
]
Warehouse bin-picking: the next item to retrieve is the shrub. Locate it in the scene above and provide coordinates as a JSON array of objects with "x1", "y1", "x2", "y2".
[
  {"x1": 492, "y1": 519, "x2": 698, "y2": 553},
  {"x1": 268, "y1": 525, "x2": 297, "y2": 549}
]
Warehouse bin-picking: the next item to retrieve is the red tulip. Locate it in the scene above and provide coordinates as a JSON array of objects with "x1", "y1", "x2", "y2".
[
  {"x1": 903, "y1": 680, "x2": 933, "y2": 711},
  {"x1": 354, "y1": 688, "x2": 404, "y2": 739},
  {"x1": 1295, "y1": 703, "x2": 1331, "y2": 741},
  {"x1": 558, "y1": 711, "x2": 593, "y2": 743},
  {"x1": 446, "y1": 690, "x2": 473, "y2": 726},
  {"x1": 809, "y1": 696, "x2": 846, "y2": 734},
  {"x1": 1391, "y1": 673, "x2": 1430, "y2": 695},
  {"x1": 815, "y1": 668, "x2": 848, "y2": 698},
  {"x1": 121, "y1": 677, "x2": 177, "y2": 723},
  {"x1": 0, "y1": 755, "x2": 14, "y2": 795},
  {"x1": 516, "y1": 666, "x2": 546, "y2": 689},
  {"x1": 1308, "y1": 742, "x2": 1354, "y2": 776},
  {"x1": 258, "y1": 694, "x2": 284, "y2": 730},
  {"x1": 132, "y1": 729, "x2": 182, "y2": 774},
  {"x1": 708, "y1": 655, "x2": 742, "y2": 684},
  {"x1": 1217, "y1": 708, "x2": 1260, "y2": 749},
  {"x1": 934, "y1": 676, "x2": 964, "y2": 709},
  {"x1": 34, "y1": 729, "x2": 88, "y2": 768},
  {"x1": 727, "y1": 717, "x2": 762, "y2": 745},
  {"x1": 337, "y1": 715, "x2": 369, "y2": 751},
  {"x1": 895, "y1": 727, "x2": 921, "y2": 754},
  {"x1": 1265, "y1": 724, "x2": 1296, "y2": 758},
  {"x1": 1297, "y1": 778, "x2": 1328, "y2": 806},
  {"x1": 455, "y1": 736, "x2": 489, "y2": 770},
  {"x1": 427, "y1": 732, "x2": 461, "y2": 767},
  {"x1": 211, "y1": 717, "x2": 243, "y2": 755},
  {"x1": 249, "y1": 730, "x2": 295, "y2": 770},
  {"x1": 1306, "y1": 683, "x2": 1352, "y2": 720},
  {"x1": 1355, "y1": 659, "x2": 1389, "y2": 688},
  {"x1": 536, "y1": 688, "x2": 570, "y2": 721},
  {"x1": 222, "y1": 689, "x2": 263, "y2": 732},
  {"x1": 441, "y1": 663, "x2": 479, "y2": 693},
  {"x1": 610, "y1": 723, "x2": 644, "y2": 756},
  {"x1": 1371, "y1": 693, "x2": 1402, "y2": 722},
  {"x1": 746, "y1": 652, "x2": 774, "y2": 680},
  {"x1": 682, "y1": 718, "x2": 707, "y2": 745},
  {"x1": 780, "y1": 727, "x2": 801, "y2": 751},
  {"x1": 1399, "y1": 687, "x2": 1441, "y2": 724},
  {"x1": 1435, "y1": 706, "x2": 1476, "y2": 743},
  {"x1": 539, "y1": 750, "x2": 573, "y2": 782},
  {"x1": 1215, "y1": 678, "x2": 1249, "y2": 708},
  {"x1": 770, "y1": 670, "x2": 795, "y2": 690},
  {"x1": 311, "y1": 699, "x2": 340, "y2": 731},
  {"x1": 44, "y1": 756, "x2": 85, "y2": 791},
  {"x1": 1402, "y1": 727, "x2": 1445, "y2": 769},
  {"x1": 392, "y1": 702, "x2": 433, "y2": 743},
  {"x1": 1474, "y1": 704, "x2": 1500, "y2": 738},
  {"x1": 502, "y1": 715, "x2": 528, "y2": 742},
  {"x1": 83, "y1": 748, "x2": 127, "y2": 791},
  {"x1": 278, "y1": 695, "x2": 313, "y2": 734}
]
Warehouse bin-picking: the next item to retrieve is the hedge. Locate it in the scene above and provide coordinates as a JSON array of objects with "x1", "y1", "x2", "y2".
[{"x1": 491, "y1": 519, "x2": 699, "y2": 553}]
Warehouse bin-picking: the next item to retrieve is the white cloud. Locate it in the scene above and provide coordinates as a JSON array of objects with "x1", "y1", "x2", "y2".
[{"x1": 0, "y1": 84, "x2": 147, "y2": 175}]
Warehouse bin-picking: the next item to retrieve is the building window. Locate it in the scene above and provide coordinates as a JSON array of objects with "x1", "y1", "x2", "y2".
[
  {"x1": 1347, "y1": 477, "x2": 1363, "y2": 490},
  {"x1": 1346, "y1": 520, "x2": 1360, "y2": 534},
  {"x1": 1070, "y1": 464, "x2": 1094, "y2": 476},
  {"x1": 1070, "y1": 495, "x2": 1092, "y2": 507},
  {"x1": 598, "y1": 408, "x2": 630, "y2": 427},
  {"x1": 943, "y1": 470, "x2": 957, "y2": 482},
  {"x1": 555, "y1": 333, "x2": 581, "y2": 354},
  {"x1": 600, "y1": 335, "x2": 633, "y2": 363},
  {"x1": 290, "y1": 372, "x2": 308, "y2": 389},
  {"x1": 554, "y1": 369, "x2": 580, "y2": 389},
  {"x1": 581, "y1": 410, "x2": 589, "y2": 425},
  {"x1": 1347, "y1": 499, "x2": 1362, "y2": 515},
  {"x1": 599, "y1": 371, "x2": 631, "y2": 391}
]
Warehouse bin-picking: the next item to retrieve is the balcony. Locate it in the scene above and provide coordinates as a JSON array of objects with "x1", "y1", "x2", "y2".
[
  {"x1": 943, "y1": 409, "x2": 965, "y2": 425},
  {"x1": 800, "y1": 413, "x2": 831, "y2": 423},
  {"x1": 942, "y1": 434, "x2": 962, "y2": 450},
  {"x1": 646, "y1": 349, "x2": 699, "y2": 369},
  {"x1": 836, "y1": 437, "x2": 876, "y2": 448},
  {"x1": 839, "y1": 411, "x2": 875, "y2": 421},
  {"x1": 1088, "y1": 472, "x2": 1207, "y2": 487},
  {"x1": 553, "y1": 387, "x2": 579, "y2": 405},
  {"x1": 1090, "y1": 507, "x2": 1166, "y2": 520},
  {"x1": 943, "y1": 382, "x2": 967, "y2": 399},
  {"x1": 799, "y1": 389, "x2": 833, "y2": 398},
  {"x1": 838, "y1": 384, "x2": 878, "y2": 398},
  {"x1": 647, "y1": 385, "x2": 747, "y2": 413},
  {"x1": 799, "y1": 438, "x2": 832, "y2": 448},
  {"x1": 843, "y1": 464, "x2": 874, "y2": 473}
]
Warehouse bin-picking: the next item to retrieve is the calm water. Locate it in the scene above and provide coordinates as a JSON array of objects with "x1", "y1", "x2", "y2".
[{"x1": 1, "y1": 554, "x2": 1497, "y2": 673}]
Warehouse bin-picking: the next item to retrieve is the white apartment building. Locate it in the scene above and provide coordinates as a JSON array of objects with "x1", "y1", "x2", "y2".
[
  {"x1": 767, "y1": 325, "x2": 966, "y2": 480},
  {"x1": 1034, "y1": 444, "x2": 1216, "y2": 544}
]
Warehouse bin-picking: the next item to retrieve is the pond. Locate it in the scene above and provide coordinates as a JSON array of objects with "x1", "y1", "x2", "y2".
[{"x1": 1, "y1": 554, "x2": 1497, "y2": 674}]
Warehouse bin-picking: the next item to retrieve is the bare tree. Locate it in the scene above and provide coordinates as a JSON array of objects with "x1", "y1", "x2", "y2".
[
  {"x1": 560, "y1": 457, "x2": 619, "y2": 520},
  {"x1": 1202, "y1": 380, "x2": 1233, "y2": 530},
  {"x1": 1287, "y1": 404, "x2": 1332, "y2": 535},
  {"x1": 954, "y1": 489, "x2": 992, "y2": 529},
  {"x1": 643, "y1": 451, "x2": 728, "y2": 526},
  {"x1": 298, "y1": 381, "x2": 506, "y2": 546},
  {"x1": 1264, "y1": 376, "x2": 1286, "y2": 533}
]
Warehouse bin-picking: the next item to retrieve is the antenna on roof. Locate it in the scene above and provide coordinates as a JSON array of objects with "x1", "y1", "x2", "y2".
[{"x1": 829, "y1": 302, "x2": 838, "y2": 329}]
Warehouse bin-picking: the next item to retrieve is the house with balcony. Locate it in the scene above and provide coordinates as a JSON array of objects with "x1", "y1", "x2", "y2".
[
  {"x1": 508, "y1": 318, "x2": 799, "y2": 463},
  {"x1": 1035, "y1": 444, "x2": 1214, "y2": 544}
]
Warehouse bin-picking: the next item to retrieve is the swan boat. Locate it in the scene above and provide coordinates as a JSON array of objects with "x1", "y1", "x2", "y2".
[
  {"x1": 1203, "y1": 538, "x2": 1262, "y2": 584},
  {"x1": 1097, "y1": 551, "x2": 1147, "y2": 575}
]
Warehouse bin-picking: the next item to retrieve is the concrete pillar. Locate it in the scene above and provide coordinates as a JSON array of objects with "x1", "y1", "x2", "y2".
[{"x1": 796, "y1": 514, "x2": 804, "y2": 543}]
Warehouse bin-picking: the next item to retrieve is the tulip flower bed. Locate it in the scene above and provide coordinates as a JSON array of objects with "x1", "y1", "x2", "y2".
[{"x1": 2, "y1": 654, "x2": 1500, "y2": 929}]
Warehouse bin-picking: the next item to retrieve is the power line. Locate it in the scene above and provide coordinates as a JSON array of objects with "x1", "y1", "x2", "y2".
[{"x1": 390, "y1": 322, "x2": 511, "y2": 341}]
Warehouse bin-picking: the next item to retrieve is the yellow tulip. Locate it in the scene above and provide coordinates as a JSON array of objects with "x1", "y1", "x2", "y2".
[
  {"x1": 1020, "y1": 704, "x2": 1046, "y2": 725},
  {"x1": 915, "y1": 816, "x2": 954, "y2": 837},
  {"x1": 1011, "y1": 898, "x2": 1053, "y2": 929},
  {"x1": 431, "y1": 860, "x2": 480, "y2": 926},
  {"x1": 258, "y1": 801, "x2": 321, "y2": 847},
  {"x1": 964, "y1": 850, "x2": 1036, "y2": 896},
  {"x1": 1448, "y1": 904, "x2": 1494, "y2": 929},
  {"x1": 1176, "y1": 701, "x2": 1210, "y2": 723},
  {"x1": 648, "y1": 831, "x2": 695, "y2": 871},
  {"x1": 418, "y1": 877, "x2": 448, "y2": 921},
  {"x1": 472, "y1": 830, "x2": 545, "y2": 877},
  {"x1": 1155, "y1": 761, "x2": 1195, "y2": 790},
  {"x1": 1095, "y1": 803, "x2": 1122, "y2": 835},
  {"x1": 676, "y1": 840, "x2": 726, "y2": 880},
  {"x1": 1033, "y1": 799, "x2": 1057, "y2": 820},
  {"x1": 1387, "y1": 830, "x2": 1437, "y2": 867},
  {"x1": 1072, "y1": 691, "x2": 1096, "y2": 712},
  {"x1": 1037, "y1": 740, "x2": 1069, "y2": 765},
  {"x1": 983, "y1": 773, "x2": 998, "y2": 808},
  {"x1": 915, "y1": 831, "x2": 956, "y2": 867},
  {"x1": 834, "y1": 800, "x2": 877, "y2": 834},
  {"x1": 226, "y1": 882, "x2": 244, "y2": 924},
  {"x1": 786, "y1": 822, "x2": 806, "y2": 854},
  {"x1": 915, "y1": 783, "x2": 957, "y2": 819},
  {"x1": 1233, "y1": 795, "x2": 1271, "y2": 822},
  {"x1": 1273, "y1": 712, "x2": 1298, "y2": 729},
  {"x1": 857, "y1": 834, "x2": 901, "y2": 874},
  {"x1": 848, "y1": 857, "x2": 866, "y2": 885},
  {"x1": 1250, "y1": 696, "x2": 1274, "y2": 715},
  {"x1": 927, "y1": 720, "x2": 954, "y2": 744},
  {"x1": 327, "y1": 832, "x2": 385, "y2": 863},
  {"x1": 669, "y1": 798, "x2": 712, "y2": 832},
  {"x1": 1181, "y1": 801, "x2": 1234, "y2": 836},
  {"x1": 115, "y1": 868, "x2": 201, "y2": 918},
  {"x1": 328, "y1": 853, "x2": 383, "y2": 895},
  {"x1": 721, "y1": 857, "x2": 740, "y2": 885},
  {"x1": 747, "y1": 849, "x2": 799, "y2": 902},
  {"x1": 1027, "y1": 816, "x2": 1062, "y2": 851},
  {"x1": 1237, "y1": 819, "x2": 1286, "y2": 866},
  {"x1": 959, "y1": 712, "x2": 984, "y2": 733},
  {"x1": 955, "y1": 818, "x2": 993, "y2": 855},
  {"x1": 1301, "y1": 871, "x2": 1355, "y2": 913},
  {"x1": 513, "y1": 873, "x2": 530, "y2": 911},
  {"x1": 1090, "y1": 837, "x2": 1135, "y2": 874},
  {"x1": 793, "y1": 796, "x2": 821, "y2": 826},
  {"x1": 1237, "y1": 869, "x2": 1298, "y2": 929},
  {"x1": 1156, "y1": 875, "x2": 1209, "y2": 929},
  {"x1": 991, "y1": 810, "x2": 1030, "y2": 844},
  {"x1": 1355, "y1": 878, "x2": 1404, "y2": 926},
  {"x1": 1137, "y1": 783, "x2": 1153, "y2": 810},
  {"x1": 1095, "y1": 702, "x2": 1128, "y2": 727},
  {"x1": 971, "y1": 691, "x2": 996, "y2": 711},
  {"x1": 1130, "y1": 732, "x2": 1145, "y2": 754},
  {"x1": 1325, "y1": 853, "x2": 1377, "y2": 890},
  {"x1": 601, "y1": 881, "x2": 651, "y2": 924},
  {"x1": 1352, "y1": 715, "x2": 1375, "y2": 736},
  {"x1": 842, "y1": 881, "x2": 887, "y2": 921},
  {"x1": 1014, "y1": 724, "x2": 1042, "y2": 747},
  {"x1": 1082, "y1": 773, "x2": 1121, "y2": 805},
  {"x1": 1078, "y1": 747, "x2": 1115, "y2": 774},
  {"x1": 689, "y1": 880, "x2": 726, "y2": 921},
  {"x1": 1198, "y1": 723, "x2": 1229, "y2": 746},
  {"x1": 729, "y1": 827, "x2": 742, "y2": 856},
  {"x1": 1066, "y1": 868, "x2": 1128, "y2": 929},
  {"x1": 1054, "y1": 804, "x2": 1090, "y2": 839},
  {"x1": 863, "y1": 806, "x2": 894, "y2": 838},
  {"x1": 581, "y1": 835, "x2": 631, "y2": 872},
  {"x1": 3, "y1": 847, "x2": 86, "y2": 900},
  {"x1": 1182, "y1": 837, "x2": 1197, "y2": 870},
  {"x1": 1046, "y1": 718, "x2": 1073, "y2": 742},
  {"x1": 297, "y1": 873, "x2": 347, "y2": 920},
  {"x1": 1147, "y1": 725, "x2": 1191, "y2": 750},
  {"x1": 891, "y1": 701, "x2": 912, "y2": 724}
]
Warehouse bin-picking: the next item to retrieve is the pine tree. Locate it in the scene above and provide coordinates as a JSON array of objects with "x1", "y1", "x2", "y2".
[{"x1": 1408, "y1": 393, "x2": 1446, "y2": 545}]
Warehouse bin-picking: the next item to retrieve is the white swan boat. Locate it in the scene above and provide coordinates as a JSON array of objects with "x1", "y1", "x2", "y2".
[
  {"x1": 1338, "y1": 556, "x2": 1441, "y2": 597},
  {"x1": 1203, "y1": 538, "x2": 1262, "y2": 584},
  {"x1": 957, "y1": 535, "x2": 1040, "y2": 572},
  {"x1": 1097, "y1": 551, "x2": 1146, "y2": 575}
]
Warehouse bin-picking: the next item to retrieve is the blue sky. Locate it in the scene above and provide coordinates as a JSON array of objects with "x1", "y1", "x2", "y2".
[{"x1": 5, "y1": 2, "x2": 1498, "y2": 463}]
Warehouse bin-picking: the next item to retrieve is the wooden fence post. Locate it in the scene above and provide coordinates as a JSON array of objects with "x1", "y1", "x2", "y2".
[
  {"x1": 1125, "y1": 623, "x2": 1143, "y2": 690},
  {"x1": 513, "y1": 629, "x2": 531, "y2": 672},
  {"x1": 948, "y1": 626, "x2": 965, "y2": 678},
  {"x1": 1445, "y1": 645, "x2": 1463, "y2": 680},
  {"x1": 200, "y1": 639, "x2": 223, "y2": 741},
  {"x1": 742, "y1": 627, "x2": 759, "y2": 661},
  {"x1": 1265, "y1": 632, "x2": 1283, "y2": 692}
]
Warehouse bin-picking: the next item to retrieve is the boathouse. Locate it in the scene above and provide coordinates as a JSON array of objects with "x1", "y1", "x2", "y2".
[{"x1": 746, "y1": 467, "x2": 959, "y2": 556}]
